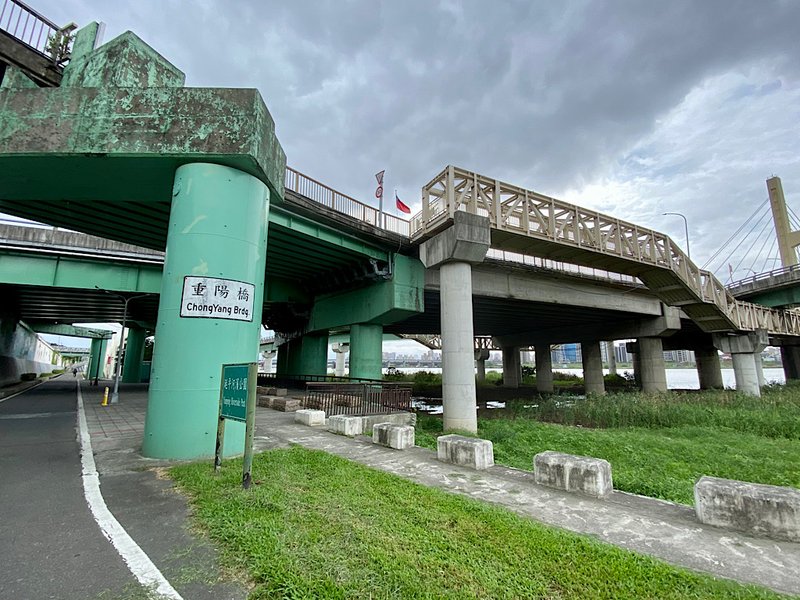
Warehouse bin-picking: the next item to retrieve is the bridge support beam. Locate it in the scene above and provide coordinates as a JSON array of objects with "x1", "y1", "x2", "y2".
[
  {"x1": 143, "y1": 163, "x2": 269, "y2": 460},
  {"x1": 276, "y1": 338, "x2": 304, "y2": 376},
  {"x1": 535, "y1": 344, "x2": 553, "y2": 393},
  {"x1": 333, "y1": 342, "x2": 349, "y2": 377},
  {"x1": 262, "y1": 350, "x2": 276, "y2": 374},
  {"x1": 349, "y1": 323, "x2": 382, "y2": 380},
  {"x1": 713, "y1": 330, "x2": 768, "y2": 397},
  {"x1": 780, "y1": 346, "x2": 800, "y2": 381},
  {"x1": 88, "y1": 337, "x2": 108, "y2": 384},
  {"x1": 581, "y1": 342, "x2": 605, "y2": 395},
  {"x1": 121, "y1": 326, "x2": 146, "y2": 383},
  {"x1": 419, "y1": 212, "x2": 490, "y2": 434},
  {"x1": 605, "y1": 341, "x2": 617, "y2": 376},
  {"x1": 635, "y1": 337, "x2": 667, "y2": 393},
  {"x1": 297, "y1": 333, "x2": 328, "y2": 376},
  {"x1": 502, "y1": 346, "x2": 521, "y2": 388},
  {"x1": 474, "y1": 348, "x2": 489, "y2": 383},
  {"x1": 695, "y1": 347, "x2": 724, "y2": 389}
]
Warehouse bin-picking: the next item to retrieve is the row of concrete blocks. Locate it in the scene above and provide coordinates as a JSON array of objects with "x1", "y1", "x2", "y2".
[
  {"x1": 437, "y1": 435, "x2": 800, "y2": 543},
  {"x1": 294, "y1": 410, "x2": 416, "y2": 450}
]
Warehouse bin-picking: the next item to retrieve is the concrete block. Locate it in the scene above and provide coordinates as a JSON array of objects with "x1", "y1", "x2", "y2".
[
  {"x1": 694, "y1": 476, "x2": 800, "y2": 542},
  {"x1": 362, "y1": 412, "x2": 416, "y2": 431},
  {"x1": 257, "y1": 394, "x2": 273, "y2": 408},
  {"x1": 271, "y1": 397, "x2": 301, "y2": 412},
  {"x1": 328, "y1": 415, "x2": 363, "y2": 437},
  {"x1": 534, "y1": 451, "x2": 613, "y2": 499},
  {"x1": 294, "y1": 409, "x2": 326, "y2": 426},
  {"x1": 372, "y1": 423, "x2": 415, "y2": 450},
  {"x1": 266, "y1": 387, "x2": 287, "y2": 397},
  {"x1": 437, "y1": 435, "x2": 494, "y2": 470}
]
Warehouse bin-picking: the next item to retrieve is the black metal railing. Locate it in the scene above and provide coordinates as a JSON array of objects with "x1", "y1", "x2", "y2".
[{"x1": 303, "y1": 382, "x2": 413, "y2": 417}]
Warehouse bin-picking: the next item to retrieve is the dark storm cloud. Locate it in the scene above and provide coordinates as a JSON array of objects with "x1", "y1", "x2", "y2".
[{"x1": 28, "y1": 0, "x2": 800, "y2": 271}]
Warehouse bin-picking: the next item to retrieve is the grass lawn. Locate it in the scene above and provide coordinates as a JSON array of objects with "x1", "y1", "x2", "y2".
[
  {"x1": 171, "y1": 447, "x2": 786, "y2": 599},
  {"x1": 416, "y1": 416, "x2": 800, "y2": 505}
]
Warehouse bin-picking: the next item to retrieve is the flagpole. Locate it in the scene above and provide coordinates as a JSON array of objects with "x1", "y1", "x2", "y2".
[{"x1": 379, "y1": 184, "x2": 384, "y2": 228}]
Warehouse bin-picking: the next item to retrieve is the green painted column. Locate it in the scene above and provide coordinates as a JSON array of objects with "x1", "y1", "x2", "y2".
[
  {"x1": 87, "y1": 338, "x2": 102, "y2": 380},
  {"x1": 282, "y1": 338, "x2": 303, "y2": 375},
  {"x1": 88, "y1": 338, "x2": 108, "y2": 381},
  {"x1": 143, "y1": 163, "x2": 269, "y2": 460},
  {"x1": 121, "y1": 327, "x2": 146, "y2": 383},
  {"x1": 276, "y1": 342, "x2": 291, "y2": 375},
  {"x1": 298, "y1": 333, "x2": 328, "y2": 376},
  {"x1": 349, "y1": 323, "x2": 382, "y2": 380}
]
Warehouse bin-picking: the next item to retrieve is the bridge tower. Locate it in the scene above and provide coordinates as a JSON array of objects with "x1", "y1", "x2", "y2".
[{"x1": 767, "y1": 176, "x2": 800, "y2": 267}]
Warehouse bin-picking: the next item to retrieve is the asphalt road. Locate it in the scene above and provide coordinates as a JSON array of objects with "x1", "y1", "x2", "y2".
[{"x1": 0, "y1": 375, "x2": 138, "y2": 599}]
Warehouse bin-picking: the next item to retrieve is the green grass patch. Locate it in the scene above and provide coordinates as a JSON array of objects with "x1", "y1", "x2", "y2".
[
  {"x1": 416, "y1": 393, "x2": 800, "y2": 505},
  {"x1": 171, "y1": 447, "x2": 784, "y2": 599},
  {"x1": 528, "y1": 388, "x2": 800, "y2": 439}
]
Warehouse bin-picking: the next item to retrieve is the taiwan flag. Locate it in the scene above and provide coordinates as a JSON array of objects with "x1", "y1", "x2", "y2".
[{"x1": 396, "y1": 193, "x2": 411, "y2": 214}]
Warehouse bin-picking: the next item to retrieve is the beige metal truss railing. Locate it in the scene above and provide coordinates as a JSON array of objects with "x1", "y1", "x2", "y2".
[{"x1": 411, "y1": 165, "x2": 800, "y2": 336}]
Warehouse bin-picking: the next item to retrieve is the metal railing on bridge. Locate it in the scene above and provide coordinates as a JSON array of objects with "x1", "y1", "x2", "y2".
[
  {"x1": 284, "y1": 167, "x2": 410, "y2": 236},
  {"x1": 409, "y1": 165, "x2": 800, "y2": 337},
  {"x1": 727, "y1": 263, "x2": 800, "y2": 293},
  {"x1": 0, "y1": 0, "x2": 73, "y2": 64}
]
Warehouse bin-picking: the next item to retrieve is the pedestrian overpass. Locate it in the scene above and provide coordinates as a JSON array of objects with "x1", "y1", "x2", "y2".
[{"x1": 3, "y1": 18, "x2": 800, "y2": 459}]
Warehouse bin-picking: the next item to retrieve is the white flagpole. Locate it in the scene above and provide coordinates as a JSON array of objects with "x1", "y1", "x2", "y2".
[{"x1": 379, "y1": 181, "x2": 384, "y2": 228}]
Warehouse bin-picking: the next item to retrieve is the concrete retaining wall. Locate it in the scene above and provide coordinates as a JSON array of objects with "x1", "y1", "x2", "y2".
[{"x1": 0, "y1": 319, "x2": 62, "y2": 386}]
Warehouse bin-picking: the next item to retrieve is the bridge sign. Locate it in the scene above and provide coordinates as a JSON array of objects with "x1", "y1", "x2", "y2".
[
  {"x1": 215, "y1": 362, "x2": 257, "y2": 489},
  {"x1": 181, "y1": 276, "x2": 255, "y2": 322}
]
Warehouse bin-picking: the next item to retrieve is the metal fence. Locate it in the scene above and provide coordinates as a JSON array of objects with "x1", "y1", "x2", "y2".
[
  {"x1": 284, "y1": 167, "x2": 411, "y2": 236},
  {"x1": 0, "y1": 0, "x2": 68, "y2": 60},
  {"x1": 303, "y1": 382, "x2": 413, "y2": 417}
]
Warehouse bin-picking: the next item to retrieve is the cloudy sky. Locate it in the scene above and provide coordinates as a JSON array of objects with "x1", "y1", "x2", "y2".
[{"x1": 24, "y1": 0, "x2": 800, "y2": 282}]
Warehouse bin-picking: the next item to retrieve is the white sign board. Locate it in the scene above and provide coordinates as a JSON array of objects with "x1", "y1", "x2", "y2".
[{"x1": 180, "y1": 276, "x2": 255, "y2": 322}]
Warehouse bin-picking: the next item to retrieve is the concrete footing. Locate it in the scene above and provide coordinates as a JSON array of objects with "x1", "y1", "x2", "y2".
[
  {"x1": 257, "y1": 386, "x2": 287, "y2": 397},
  {"x1": 533, "y1": 451, "x2": 613, "y2": 498},
  {"x1": 694, "y1": 476, "x2": 800, "y2": 542},
  {"x1": 437, "y1": 434, "x2": 494, "y2": 470},
  {"x1": 361, "y1": 412, "x2": 416, "y2": 431},
  {"x1": 372, "y1": 423, "x2": 415, "y2": 449},
  {"x1": 271, "y1": 397, "x2": 301, "y2": 412},
  {"x1": 294, "y1": 409, "x2": 326, "y2": 426},
  {"x1": 328, "y1": 414, "x2": 363, "y2": 436}
]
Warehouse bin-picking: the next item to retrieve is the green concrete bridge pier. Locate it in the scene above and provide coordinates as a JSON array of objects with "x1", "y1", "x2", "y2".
[
  {"x1": 142, "y1": 163, "x2": 270, "y2": 459},
  {"x1": 0, "y1": 25, "x2": 286, "y2": 459},
  {"x1": 121, "y1": 326, "x2": 147, "y2": 383}
]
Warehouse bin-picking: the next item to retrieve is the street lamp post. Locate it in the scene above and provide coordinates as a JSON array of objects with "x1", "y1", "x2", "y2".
[
  {"x1": 663, "y1": 212, "x2": 690, "y2": 260},
  {"x1": 96, "y1": 288, "x2": 149, "y2": 404}
]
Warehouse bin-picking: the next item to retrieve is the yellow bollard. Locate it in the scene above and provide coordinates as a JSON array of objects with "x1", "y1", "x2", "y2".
[{"x1": 101, "y1": 387, "x2": 109, "y2": 406}]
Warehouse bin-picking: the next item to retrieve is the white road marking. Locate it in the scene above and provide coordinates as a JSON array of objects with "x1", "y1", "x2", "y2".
[{"x1": 76, "y1": 379, "x2": 183, "y2": 600}]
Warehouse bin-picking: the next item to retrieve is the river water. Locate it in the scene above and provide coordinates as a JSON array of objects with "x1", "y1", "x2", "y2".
[{"x1": 390, "y1": 367, "x2": 787, "y2": 390}]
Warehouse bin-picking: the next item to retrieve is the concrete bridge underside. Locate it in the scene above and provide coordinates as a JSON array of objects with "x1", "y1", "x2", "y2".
[{"x1": 3, "y1": 24, "x2": 800, "y2": 459}]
